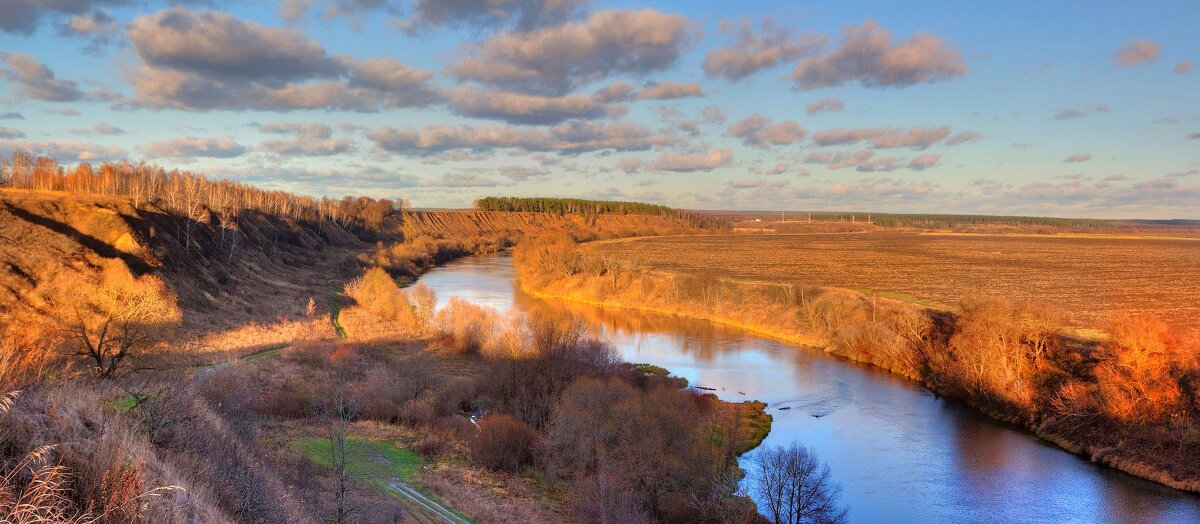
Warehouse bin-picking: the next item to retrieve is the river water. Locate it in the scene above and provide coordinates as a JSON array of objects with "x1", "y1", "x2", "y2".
[{"x1": 417, "y1": 253, "x2": 1200, "y2": 523}]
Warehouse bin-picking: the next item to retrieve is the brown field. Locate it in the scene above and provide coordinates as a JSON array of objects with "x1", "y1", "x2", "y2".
[{"x1": 588, "y1": 232, "x2": 1200, "y2": 330}]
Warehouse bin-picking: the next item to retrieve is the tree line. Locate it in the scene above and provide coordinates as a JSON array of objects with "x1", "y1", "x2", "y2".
[
  {"x1": 0, "y1": 152, "x2": 408, "y2": 233},
  {"x1": 473, "y1": 196, "x2": 681, "y2": 217}
]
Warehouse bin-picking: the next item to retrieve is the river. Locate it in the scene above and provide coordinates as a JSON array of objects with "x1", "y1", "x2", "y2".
[{"x1": 417, "y1": 253, "x2": 1200, "y2": 523}]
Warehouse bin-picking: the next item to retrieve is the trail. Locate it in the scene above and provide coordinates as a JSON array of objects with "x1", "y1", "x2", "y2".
[{"x1": 387, "y1": 480, "x2": 471, "y2": 524}]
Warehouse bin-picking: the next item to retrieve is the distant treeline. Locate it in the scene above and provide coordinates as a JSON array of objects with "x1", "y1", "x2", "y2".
[
  {"x1": 753, "y1": 211, "x2": 1175, "y2": 229},
  {"x1": 473, "y1": 196, "x2": 677, "y2": 217},
  {"x1": 474, "y1": 196, "x2": 726, "y2": 230},
  {"x1": 0, "y1": 152, "x2": 406, "y2": 233}
]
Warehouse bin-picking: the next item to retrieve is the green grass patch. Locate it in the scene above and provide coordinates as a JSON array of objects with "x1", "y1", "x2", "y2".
[
  {"x1": 735, "y1": 400, "x2": 772, "y2": 455},
  {"x1": 292, "y1": 437, "x2": 421, "y2": 490},
  {"x1": 240, "y1": 344, "x2": 288, "y2": 362},
  {"x1": 292, "y1": 437, "x2": 472, "y2": 522},
  {"x1": 329, "y1": 297, "x2": 348, "y2": 339},
  {"x1": 111, "y1": 395, "x2": 139, "y2": 413},
  {"x1": 633, "y1": 363, "x2": 670, "y2": 376}
]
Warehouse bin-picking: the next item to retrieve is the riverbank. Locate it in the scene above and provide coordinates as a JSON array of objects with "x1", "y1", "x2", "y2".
[{"x1": 513, "y1": 238, "x2": 1200, "y2": 494}]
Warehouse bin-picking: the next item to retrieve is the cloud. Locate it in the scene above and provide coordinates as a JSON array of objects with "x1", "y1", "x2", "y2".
[
  {"x1": 1186, "y1": 132, "x2": 1200, "y2": 140},
  {"x1": 0, "y1": 112, "x2": 24, "y2": 120},
  {"x1": 636, "y1": 82, "x2": 704, "y2": 100},
  {"x1": 0, "y1": 51, "x2": 85, "y2": 101},
  {"x1": 1112, "y1": 39, "x2": 1160, "y2": 67},
  {"x1": 495, "y1": 165, "x2": 551, "y2": 181},
  {"x1": 447, "y1": 86, "x2": 611, "y2": 124},
  {"x1": 367, "y1": 120, "x2": 680, "y2": 155},
  {"x1": 790, "y1": 20, "x2": 966, "y2": 90},
  {"x1": 257, "y1": 137, "x2": 355, "y2": 156},
  {"x1": 1051, "y1": 104, "x2": 1110, "y2": 120},
  {"x1": 1176, "y1": 61, "x2": 1195, "y2": 74},
  {"x1": 907, "y1": 154, "x2": 941, "y2": 170},
  {"x1": 945, "y1": 130, "x2": 984, "y2": 146},
  {"x1": 0, "y1": 138, "x2": 126, "y2": 161},
  {"x1": 804, "y1": 149, "x2": 937, "y2": 172},
  {"x1": 125, "y1": 8, "x2": 439, "y2": 111},
  {"x1": 806, "y1": 97, "x2": 844, "y2": 115},
  {"x1": 254, "y1": 122, "x2": 355, "y2": 155},
  {"x1": 593, "y1": 81, "x2": 635, "y2": 103},
  {"x1": 703, "y1": 18, "x2": 825, "y2": 81},
  {"x1": 724, "y1": 114, "x2": 806, "y2": 147},
  {"x1": 224, "y1": 163, "x2": 421, "y2": 195},
  {"x1": 0, "y1": 127, "x2": 25, "y2": 138},
  {"x1": 71, "y1": 122, "x2": 124, "y2": 135},
  {"x1": 259, "y1": 122, "x2": 333, "y2": 139},
  {"x1": 1063, "y1": 153, "x2": 1092, "y2": 163},
  {"x1": 129, "y1": 8, "x2": 343, "y2": 82},
  {"x1": 57, "y1": 9, "x2": 120, "y2": 53},
  {"x1": 592, "y1": 81, "x2": 704, "y2": 103},
  {"x1": 700, "y1": 105, "x2": 726, "y2": 124},
  {"x1": 648, "y1": 148, "x2": 732, "y2": 172},
  {"x1": 144, "y1": 136, "x2": 247, "y2": 158},
  {"x1": 279, "y1": 0, "x2": 404, "y2": 26},
  {"x1": 0, "y1": 0, "x2": 125, "y2": 36},
  {"x1": 810, "y1": 126, "x2": 952, "y2": 150},
  {"x1": 450, "y1": 8, "x2": 696, "y2": 95},
  {"x1": 423, "y1": 172, "x2": 501, "y2": 188},
  {"x1": 397, "y1": 0, "x2": 586, "y2": 33}
]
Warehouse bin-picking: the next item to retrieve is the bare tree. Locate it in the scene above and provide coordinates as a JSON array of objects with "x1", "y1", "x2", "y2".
[
  {"x1": 35, "y1": 260, "x2": 181, "y2": 378},
  {"x1": 322, "y1": 355, "x2": 359, "y2": 524},
  {"x1": 750, "y1": 444, "x2": 846, "y2": 524}
]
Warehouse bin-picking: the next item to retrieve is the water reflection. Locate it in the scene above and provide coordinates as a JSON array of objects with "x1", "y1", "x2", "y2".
[{"x1": 418, "y1": 253, "x2": 1200, "y2": 523}]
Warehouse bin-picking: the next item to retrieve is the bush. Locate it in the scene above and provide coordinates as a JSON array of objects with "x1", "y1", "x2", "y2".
[
  {"x1": 436, "y1": 298, "x2": 497, "y2": 354},
  {"x1": 942, "y1": 298, "x2": 1063, "y2": 411},
  {"x1": 343, "y1": 267, "x2": 416, "y2": 327},
  {"x1": 472, "y1": 415, "x2": 538, "y2": 474},
  {"x1": 1094, "y1": 314, "x2": 1192, "y2": 424}
]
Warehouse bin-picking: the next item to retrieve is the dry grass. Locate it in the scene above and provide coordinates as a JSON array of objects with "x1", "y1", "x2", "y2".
[
  {"x1": 590, "y1": 232, "x2": 1200, "y2": 329},
  {"x1": 517, "y1": 235, "x2": 1200, "y2": 493}
]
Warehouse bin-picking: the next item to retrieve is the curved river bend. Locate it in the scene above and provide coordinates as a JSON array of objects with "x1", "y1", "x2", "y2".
[{"x1": 418, "y1": 253, "x2": 1200, "y2": 523}]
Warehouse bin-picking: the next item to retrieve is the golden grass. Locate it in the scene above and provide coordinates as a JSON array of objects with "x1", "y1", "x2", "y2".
[{"x1": 587, "y1": 232, "x2": 1200, "y2": 330}]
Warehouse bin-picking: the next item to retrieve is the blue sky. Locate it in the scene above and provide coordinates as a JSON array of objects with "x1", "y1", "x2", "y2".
[{"x1": 1, "y1": 0, "x2": 1197, "y2": 217}]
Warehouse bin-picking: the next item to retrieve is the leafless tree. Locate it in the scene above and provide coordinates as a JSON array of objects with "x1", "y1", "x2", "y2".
[
  {"x1": 322, "y1": 356, "x2": 359, "y2": 524},
  {"x1": 35, "y1": 260, "x2": 181, "y2": 378},
  {"x1": 750, "y1": 444, "x2": 846, "y2": 524}
]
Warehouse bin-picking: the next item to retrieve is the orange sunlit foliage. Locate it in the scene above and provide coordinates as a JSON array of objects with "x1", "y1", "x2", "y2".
[
  {"x1": 0, "y1": 152, "x2": 406, "y2": 233},
  {"x1": 1093, "y1": 314, "x2": 1195, "y2": 424},
  {"x1": 33, "y1": 259, "x2": 181, "y2": 377}
]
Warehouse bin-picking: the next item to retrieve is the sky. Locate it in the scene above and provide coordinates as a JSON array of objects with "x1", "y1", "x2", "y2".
[{"x1": 0, "y1": 1, "x2": 1197, "y2": 218}]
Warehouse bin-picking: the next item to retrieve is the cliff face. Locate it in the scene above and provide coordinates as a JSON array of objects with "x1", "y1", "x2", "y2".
[
  {"x1": 0, "y1": 189, "x2": 366, "y2": 333},
  {"x1": 0, "y1": 190, "x2": 703, "y2": 334},
  {"x1": 396, "y1": 210, "x2": 698, "y2": 241}
]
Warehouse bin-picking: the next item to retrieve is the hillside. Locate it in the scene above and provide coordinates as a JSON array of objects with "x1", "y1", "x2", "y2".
[
  {"x1": 0, "y1": 189, "x2": 367, "y2": 334},
  {"x1": 0, "y1": 189, "x2": 706, "y2": 337},
  {"x1": 397, "y1": 209, "x2": 699, "y2": 241}
]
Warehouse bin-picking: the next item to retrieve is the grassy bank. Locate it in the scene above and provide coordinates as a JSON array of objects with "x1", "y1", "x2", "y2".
[{"x1": 513, "y1": 236, "x2": 1200, "y2": 494}]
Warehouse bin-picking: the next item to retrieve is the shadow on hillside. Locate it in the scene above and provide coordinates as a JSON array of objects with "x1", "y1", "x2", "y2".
[{"x1": 4, "y1": 203, "x2": 154, "y2": 275}]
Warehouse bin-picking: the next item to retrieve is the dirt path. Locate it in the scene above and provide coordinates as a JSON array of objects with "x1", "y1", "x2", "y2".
[{"x1": 387, "y1": 480, "x2": 471, "y2": 524}]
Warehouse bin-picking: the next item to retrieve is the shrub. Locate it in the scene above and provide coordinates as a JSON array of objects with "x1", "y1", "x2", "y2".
[
  {"x1": 472, "y1": 415, "x2": 538, "y2": 474},
  {"x1": 34, "y1": 259, "x2": 181, "y2": 378},
  {"x1": 1094, "y1": 314, "x2": 1191, "y2": 424},
  {"x1": 343, "y1": 267, "x2": 415, "y2": 326},
  {"x1": 436, "y1": 298, "x2": 497, "y2": 354},
  {"x1": 943, "y1": 298, "x2": 1063, "y2": 411},
  {"x1": 412, "y1": 433, "x2": 451, "y2": 459}
]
